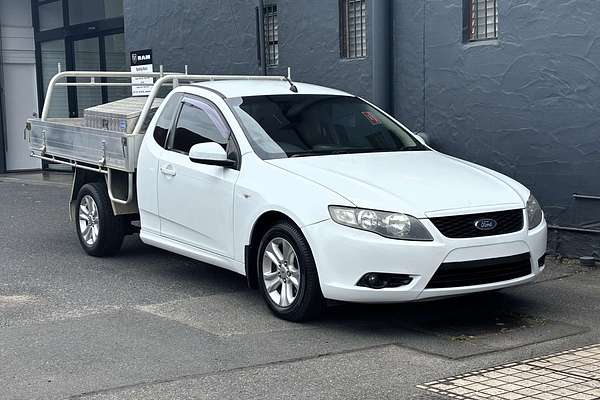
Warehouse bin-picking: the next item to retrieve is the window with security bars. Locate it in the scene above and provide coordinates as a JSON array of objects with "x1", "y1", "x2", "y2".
[
  {"x1": 469, "y1": 0, "x2": 498, "y2": 41},
  {"x1": 340, "y1": 0, "x2": 367, "y2": 59},
  {"x1": 263, "y1": 4, "x2": 279, "y2": 67}
]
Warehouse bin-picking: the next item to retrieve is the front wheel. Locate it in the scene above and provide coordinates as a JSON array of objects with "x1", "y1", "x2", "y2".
[
  {"x1": 257, "y1": 221, "x2": 324, "y2": 321},
  {"x1": 75, "y1": 182, "x2": 125, "y2": 257}
]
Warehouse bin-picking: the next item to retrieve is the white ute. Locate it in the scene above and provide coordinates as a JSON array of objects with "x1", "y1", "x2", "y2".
[{"x1": 27, "y1": 70, "x2": 547, "y2": 321}]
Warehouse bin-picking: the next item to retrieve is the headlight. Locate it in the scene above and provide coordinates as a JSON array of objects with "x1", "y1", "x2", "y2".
[
  {"x1": 526, "y1": 195, "x2": 543, "y2": 230},
  {"x1": 329, "y1": 206, "x2": 433, "y2": 241}
]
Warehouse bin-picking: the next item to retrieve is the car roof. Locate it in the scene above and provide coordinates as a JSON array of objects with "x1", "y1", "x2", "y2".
[{"x1": 190, "y1": 79, "x2": 353, "y2": 99}]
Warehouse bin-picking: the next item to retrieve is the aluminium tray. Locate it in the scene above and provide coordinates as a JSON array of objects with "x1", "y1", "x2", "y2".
[{"x1": 29, "y1": 118, "x2": 144, "y2": 172}]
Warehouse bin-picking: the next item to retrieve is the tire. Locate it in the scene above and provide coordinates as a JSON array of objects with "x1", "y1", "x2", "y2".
[
  {"x1": 257, "y1": 220, "x2": 324, "y2": 321},
  {"x1": 75, "y1": 182, "x2": 125, "y2": 257}
]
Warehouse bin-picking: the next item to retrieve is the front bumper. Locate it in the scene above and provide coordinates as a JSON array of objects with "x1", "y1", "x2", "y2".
[{"x1": 303, "y1": 213, "x2": 547, "y2": 303}]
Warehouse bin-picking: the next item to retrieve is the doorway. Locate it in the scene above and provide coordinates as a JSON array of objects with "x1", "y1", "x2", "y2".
[{"x1": 68, "y1": 32, "x2": 127, "y2": 117}]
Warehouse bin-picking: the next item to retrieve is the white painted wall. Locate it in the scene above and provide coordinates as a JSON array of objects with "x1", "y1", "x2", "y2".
[{"x1": 1, "y1": 0, "x2": 40, "y2": 170}]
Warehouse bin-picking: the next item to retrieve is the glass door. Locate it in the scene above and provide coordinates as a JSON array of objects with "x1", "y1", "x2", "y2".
[
  {"x1": 40, "y1": 40, "x2": 68, "y2": 118},
  {"x1": 103, "y1": 33, "x2": 128, "y2": 102},
  {"x1": 72, "y1": 37, "x2": 102, "y2": 117},
  {"x1": 66, "y1": 32, "x2": 127, "y2": 117}
]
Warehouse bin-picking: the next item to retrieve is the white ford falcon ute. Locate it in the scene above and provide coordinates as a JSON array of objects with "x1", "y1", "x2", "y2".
[{"x1": 78, "y1": 80, "x2": 548, "y2": 321}]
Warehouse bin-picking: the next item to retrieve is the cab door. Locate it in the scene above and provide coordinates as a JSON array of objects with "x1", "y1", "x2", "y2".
[{"x1": 157, "y1": 96, "x2": 240, "y2": 258}]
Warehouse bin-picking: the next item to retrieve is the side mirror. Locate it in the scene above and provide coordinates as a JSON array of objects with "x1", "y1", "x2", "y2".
[
  {"x1": 189, "y1": 142, "x2": 235, "y2": 168},
  {"x1": 414, "y1": 132, "x2": 429, "y2": 146}
]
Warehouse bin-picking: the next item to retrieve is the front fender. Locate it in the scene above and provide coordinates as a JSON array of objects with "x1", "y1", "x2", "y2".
[{"x1": 233, "y1": 153, "x2": 353, "y2": 263}]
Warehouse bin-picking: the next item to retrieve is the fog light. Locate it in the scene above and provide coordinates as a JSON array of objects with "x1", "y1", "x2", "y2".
[
  {"x1": 367, "y1": 273, "x2": 387, "y2": 289},
  {"x1": 538, "y1": 255, "x2": 546, "y2": 267},
  {"x1": 357, "y1": 273, "x2": 413, "y2": 289}
]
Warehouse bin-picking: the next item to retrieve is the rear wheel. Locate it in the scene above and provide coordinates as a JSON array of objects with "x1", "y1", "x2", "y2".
[
  {"x1": 257, "y1": 221, "x2": 323, "y2": 321},
  {"x1": 75, "y1": 182, "x2": 125, "y2": 257}
]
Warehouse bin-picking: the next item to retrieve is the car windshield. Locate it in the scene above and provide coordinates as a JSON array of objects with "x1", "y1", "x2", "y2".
[{"x1": 226, "y1": 94, "x2": 428, "y2": 159}]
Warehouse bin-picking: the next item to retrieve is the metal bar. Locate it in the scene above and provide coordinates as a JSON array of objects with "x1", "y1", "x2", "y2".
[
  {"x1": 474, "y1": 0, "x2": 478, "y2": 39},
  {"x1": 268, "y1": 9, "x2": 272, "y2": 65},
  {"x1": 353, "y1": 0, "x2": 358, "y2": 58},
  {"x1": 41, "y1": 70, "x2": 288, "y2": 128},
  {"x1": 359, "y1": 0, "x2": 362, "y2": 56},
  {"x1": 274, "y1": 6, "x2": 279, "y2": 65},
  {"x1": 485, "y1": 0, "x2": 488, "y2": 38},
  {"x1": 362, "y1": 0, "x2": 366, "y2": 57},
  {"x1": 263, "y1": 8, "x2": 269, "y2": 65},
  {"x1": 56, "y1": 82, "x2": 162, "y2": 87},
  {"x1": 264, "y1": 6, "x2": 270, "y2": 66},
  {"x1": 268, "y1": 7, "x2": 272, "y2": 65},
  {"x1": 468, "y1": 0, "x2": 473, "y2": 40},
  {"x1": 41, "y1": 70, "x2": 176, "y2": 120},
  {"x1": 31, "y1": 153, "x2": 108, "y2": 174},
  {"x1": 573, "y1": 194, "x2": 600, "y2": 201},
  {"x1": 494, "y1": 0, "x2": 497, "y2": 37}
]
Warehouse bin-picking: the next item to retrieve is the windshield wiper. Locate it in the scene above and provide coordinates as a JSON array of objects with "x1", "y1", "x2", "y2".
[
  {"x1": 288, "y1": 146, "x2": 427, "y2": 158},
  {"x1": 289, "y1": 148, "x2": 365, "y2": 157},
  {"x1": 289, "y1": 150, "x2": 331, "y2": 158},
  {"x1": 289, "y1": 148, "x2": 385, "y2": 157}
]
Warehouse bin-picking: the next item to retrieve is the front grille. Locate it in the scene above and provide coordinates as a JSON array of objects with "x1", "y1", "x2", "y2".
[
  {"x1": 430, "y1": 209, "x2": 523, "y2": 239},
  {"x1": 426, "y1": 253, "x2": 532, "y2": 289}
]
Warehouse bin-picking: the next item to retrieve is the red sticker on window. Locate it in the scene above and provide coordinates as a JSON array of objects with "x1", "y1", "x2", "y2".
[{"x1": 361, "y1": 111, "x2": 381, "y2": 125}]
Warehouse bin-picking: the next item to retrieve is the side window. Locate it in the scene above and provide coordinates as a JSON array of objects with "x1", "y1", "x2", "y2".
[
  {"x1": 153, "y1": 93, "x2": 182, "y2": 147},
  {"x1": 166, "y1": 98, "x2": 230, "y2": 155}
]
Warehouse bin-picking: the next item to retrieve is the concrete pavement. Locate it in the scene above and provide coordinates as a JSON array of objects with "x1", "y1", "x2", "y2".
[{"x1": 1, "y1": 177, "x2": 599, "y2": 399}]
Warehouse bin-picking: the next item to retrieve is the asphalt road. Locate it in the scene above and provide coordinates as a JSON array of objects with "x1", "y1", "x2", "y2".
[{"x1": 1, "y1": 177, "x2": 599, "y2": 399}]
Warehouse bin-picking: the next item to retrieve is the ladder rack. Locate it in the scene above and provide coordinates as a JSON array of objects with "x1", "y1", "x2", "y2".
[{"x1": 41, "y1": 69, "x2": 292, "y2": 134}]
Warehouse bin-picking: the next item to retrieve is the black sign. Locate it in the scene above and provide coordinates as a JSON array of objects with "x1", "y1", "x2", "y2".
[{"x1": 130, "y1": 49, "x2": 152, "y2": 66}]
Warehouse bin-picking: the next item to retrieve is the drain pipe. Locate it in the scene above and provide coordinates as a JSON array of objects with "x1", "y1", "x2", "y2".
[
  {"x1": 257, "y1": 0, "x2": 267, "y2": 75},
  {"x1": 0, "y1": 22, "x2": 7, "y2": 173},
  {"x1": 369, "y1": 0, "x2": 392, "y2": 112}
]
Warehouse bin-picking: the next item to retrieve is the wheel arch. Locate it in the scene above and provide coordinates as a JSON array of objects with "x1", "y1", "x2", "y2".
[
  {"x1": 245, "y1": 210, "x2": 303, "y2": 289},
  {"x1": 69, "y1": 169, "x2": 105, "y2": 220}
]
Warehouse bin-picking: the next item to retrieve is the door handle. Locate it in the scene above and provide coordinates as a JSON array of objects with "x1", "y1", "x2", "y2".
[{"x1": 160, "y1": 166, "x2": 176, "y2": 177}]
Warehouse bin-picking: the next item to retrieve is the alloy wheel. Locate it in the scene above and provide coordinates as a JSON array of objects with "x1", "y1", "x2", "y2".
[
  {"x1": 262, "y1": 237, "x2": 300, "y2": 308},
  {"x1": 78, "y1": 195, "x2": 99, "y2": 246}
]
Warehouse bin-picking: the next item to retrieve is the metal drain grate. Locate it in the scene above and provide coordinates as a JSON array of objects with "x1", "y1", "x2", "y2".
[{"x1": 418, "y1": 344, "x2": 600, "y2": 399}]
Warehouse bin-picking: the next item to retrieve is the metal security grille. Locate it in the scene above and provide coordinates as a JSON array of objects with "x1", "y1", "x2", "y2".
[
  {"x1": 469, "y1": 0, "x2": 498, "y2": 41},
  {"x1": 263, "y1": 4, "x2": 279, "y2": 67},
  {"x1": 341, "y1": 0, "x2": 367, "y2": 59}
]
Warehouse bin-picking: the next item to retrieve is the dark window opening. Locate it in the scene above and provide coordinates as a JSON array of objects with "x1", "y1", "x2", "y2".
[
  {"x1": 68, "y1": 0, "x2": 123, "y2": 26},
  {"x1": 263, "y1": 4, "x2": 279, "y2": 67},
  {"x1": 468, "y1": 0, "x2": 498, "y2": 41},
  {"x1": 153, "y1": 93, "x2": 182, "y2": 148},
  {"x1": 340, "y1": 0, "x2": 367, "y2": 59},
  {"x1": 167, "y1": 100, "x2": 229, "y2": 155}
]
